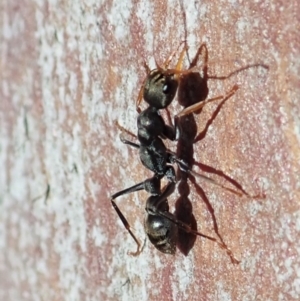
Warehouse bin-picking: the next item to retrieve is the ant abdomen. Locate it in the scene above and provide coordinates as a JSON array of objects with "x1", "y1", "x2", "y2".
[
  {"x1": 145, "y1": 212, "x2": 178, "y2": 255},
  {"x1": 144, "y1": 189, "x2": 178, "y2": 254},
  {"x1": 143, "y1": 70, "x2": 178, "y2": 109}
]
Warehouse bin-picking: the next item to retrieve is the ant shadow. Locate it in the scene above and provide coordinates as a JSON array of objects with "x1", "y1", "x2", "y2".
[
  {"x1": 175, "y1": 66, "x2": 219, "y2": 255},
  {"x1": 173, "y1": 46, "x2": 266, "y2": 256},
  {"x1": 175, "y1": 70, "x2": 207, "y2": 255}
]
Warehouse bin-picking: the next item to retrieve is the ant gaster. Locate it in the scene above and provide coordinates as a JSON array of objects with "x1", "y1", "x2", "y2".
[{"x1": 111, "y1": 43, "x2": 239, "y2": 263}]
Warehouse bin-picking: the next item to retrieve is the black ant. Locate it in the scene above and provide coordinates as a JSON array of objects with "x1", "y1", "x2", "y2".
[{"x1": 111, "y1": 43, "x2": 240, "y2": 263}]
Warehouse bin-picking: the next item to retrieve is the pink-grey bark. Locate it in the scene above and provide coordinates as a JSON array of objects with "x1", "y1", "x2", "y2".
[{"x1": 1, "y1": 0, "x2": 299, "y2": 300}]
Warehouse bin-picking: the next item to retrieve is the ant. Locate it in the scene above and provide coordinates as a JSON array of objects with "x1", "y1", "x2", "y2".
[{"x1": 111, "y1": 42, "x2": 240, "y2": 263}]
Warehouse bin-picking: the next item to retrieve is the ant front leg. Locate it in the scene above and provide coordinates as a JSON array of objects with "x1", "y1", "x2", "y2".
[
  {"x1": 114, "y1": 120, "x2": 137, "y2": 141},
  {"x1": 160, "y1": 41, "x2": 187, "y2": 70},
  {"x1": 111, "y1": 175, "x2": 162, "y2": 256},
  {"x1": 175, "y1": 84, "x2": 239, "y2": 119},
  {"x1": 119, "y1": 136, "x2": 139, "y2": 150}
]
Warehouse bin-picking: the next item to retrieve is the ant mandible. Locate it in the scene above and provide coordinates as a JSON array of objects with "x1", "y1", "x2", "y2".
[{"x1": 110, "y1": 42, "x2": 239, "y2": 263}]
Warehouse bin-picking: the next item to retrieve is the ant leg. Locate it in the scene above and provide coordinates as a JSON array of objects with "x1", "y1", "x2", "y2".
[
  {"x1": 164, "y1": 165, "x2": 177, "y2": 183},
  {"x1": 136, "y1": 81, "x2": 146, "y2": 113},
  {"x1": 163, "y1": 57, "x2": 200, "y2": 81},
  {"x1": 115, "y1": 121, "x2": 137, "y2": 140},
  {"x1": 208, "y1": 63, "x2": 269, "y2": 80},
  {"x1": 174, "y1": 42, "x2": 188, "y2": 72},
  {"x1": 147, "y1": 181, "x2": 239, "y2": 263},
  {"x1": 176, "y1": 219, "x2": 240, "y2": 264},
  {"x1": 175, "y1": 84, "x2": 239, "y2": 118},
  {"x1": 160, "y1": 45, "x2": 194, "y2": 141},
  {"x1": 163, "y1": 43, "x2": 208, "y2": 79},
  {"x1": 115, "y1": 121, "x2": 141, "y2": 149},
  {"x1": 159, "y1": 41, "x2": 186, "y2": 69},
  {"x1": 154, "y1": 204, "x2": 239, "y2": 264},
  {"x1": 111, "y1": 176, "x2": 162, "y2": 256},
  {"x1": 136, "y1": 60, "x2": 152, "y2": 112},
  {"x1": 188, "y1": 169, "x2": 247, "y2": 198},
  {"x1": 167, "y1": 151, "x2": 189, "y2": 172},
  {"x1": 116, "y1": 134, "x2": 178, "y2": 185},
  {"x1": 111, "y1": 181, "x2": 145, "y2": 200},
  {"x1": 160, "y1": 122, "x2": 178, "y2": 141},
  {"x1": 120, "y1": 136, "x2": 139, "y2": 149},
  {"x1": 111, "y1": 199, "x2": 143, "y2": 256},
  {"x1": 118, "y1": 124, "x2": 246, "y2": 198},
  {"x1": 111, "y1": 175, "x2": 161, "y2": 200},
  {"x1": 146, "y1": 182, "x2": 176, "y2": 211},
  {"x1": 142, "y1": 60, "x2": 151, "y2": 74},
  {"x1": 169, "y1": 42, "x2": 190, "y2": 82},
  {"x1": 157, "y1": 43, "x2": 190, "y2": 77},
  {"x1": 168, "y1": 151, "x2": 249, "y2": 198}
]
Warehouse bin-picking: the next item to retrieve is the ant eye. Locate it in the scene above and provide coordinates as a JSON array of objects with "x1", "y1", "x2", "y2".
[{"x1": 163, "y1": 84, "x2": 169, "y2": 94}]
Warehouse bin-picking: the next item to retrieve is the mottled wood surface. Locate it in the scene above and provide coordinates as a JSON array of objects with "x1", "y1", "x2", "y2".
[{"x1": 1, "y1": 0, "x2": 299, "y2": 300}]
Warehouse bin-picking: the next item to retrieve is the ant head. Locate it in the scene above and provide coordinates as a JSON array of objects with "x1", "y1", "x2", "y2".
[
  {"x1": 143, "y1": 69, "x2": 179, "y2": 109},
  {"x1": 144, "y1": 211, "x2": 178, "y2": 254}
]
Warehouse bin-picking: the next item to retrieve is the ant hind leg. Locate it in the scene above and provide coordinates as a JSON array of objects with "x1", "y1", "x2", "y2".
[
  {"x1": 111, "y1": 176, "x2": 162, "y2": 256},
  {"x1": 111, "y1": 199, "x2": 143, "y2": 256}
]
